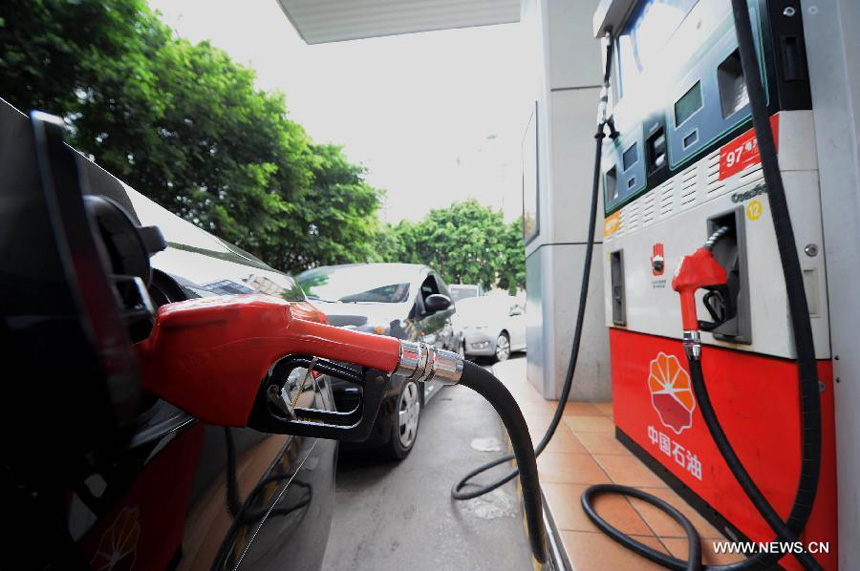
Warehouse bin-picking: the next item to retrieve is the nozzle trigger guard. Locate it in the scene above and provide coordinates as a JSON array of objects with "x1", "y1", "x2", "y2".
[
  {"x1": 699, "y1": 285, "x2": 735, "y2": 332},
  {"x1": 247, "y1": 355, "x2": 391, "y2": 441}
]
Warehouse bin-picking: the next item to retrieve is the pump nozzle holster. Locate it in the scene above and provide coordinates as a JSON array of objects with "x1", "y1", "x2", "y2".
[{"x1": 672, "y1": 248, "x2": 729, "y2": 332}]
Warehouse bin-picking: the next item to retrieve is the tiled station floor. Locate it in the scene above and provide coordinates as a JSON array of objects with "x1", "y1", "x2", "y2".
[{"x1": 492, "y1": 357, "x2": 744, "y2": 570}]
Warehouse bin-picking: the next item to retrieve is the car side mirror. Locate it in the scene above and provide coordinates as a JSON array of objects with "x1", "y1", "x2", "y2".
[{"x1": 424, "y1": 293, "x2": 452, "y2": 314}]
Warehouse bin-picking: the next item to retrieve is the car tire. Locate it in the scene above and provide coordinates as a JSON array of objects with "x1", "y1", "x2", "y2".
[
  {"x1": 493, "y1": 331, "x2": 511, "y2": 362},
  {"x1": 383, "y1": 379, "x2": 421, "y2": 460}
]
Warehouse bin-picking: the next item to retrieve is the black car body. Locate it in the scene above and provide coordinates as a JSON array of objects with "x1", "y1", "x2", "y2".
[
  {"x1": 1, "y1": 99, "x2": 338, "y2": 570},
  {"x1": 297, "y1": 264, "x2": 460, "y2": 455}
]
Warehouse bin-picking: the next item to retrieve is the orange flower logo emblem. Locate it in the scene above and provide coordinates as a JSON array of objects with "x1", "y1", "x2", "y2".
[{"x1": 648, "y1": 352, "x2": 696, "y2": 434}]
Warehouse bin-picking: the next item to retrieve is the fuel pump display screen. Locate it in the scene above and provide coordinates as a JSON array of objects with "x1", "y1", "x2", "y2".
[
  {"x1": 674, "y1": 81, "x2": 703, "y2": 126},
  {"x1": 616, "y1": 0, "x2": 699, "y2": 97}
]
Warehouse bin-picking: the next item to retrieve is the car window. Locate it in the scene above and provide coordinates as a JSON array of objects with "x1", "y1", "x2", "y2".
[
  {"x1": 449, "y1": 285, "x2": 479, "y2": 302},
  {"x1": 297, "y1": 265, "x2": 411, "y2": 304},
  {"x1": 151, "y1": 248, "x2": 306, "y2": 302},
  {"x1": 126, "y1": 185, "x2": 229, "y2": 253},
  {"x1": 434, "y1": 274, "x2": 453, "y2": 300},
  {"x1": 419, "y1": 274, "x2": 440, "y2": 303}
]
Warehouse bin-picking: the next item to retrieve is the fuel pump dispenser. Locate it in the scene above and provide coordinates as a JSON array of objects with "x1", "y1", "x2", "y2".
[{"x1": 591, "y1": 0, "x2": 836, "y2": 568}]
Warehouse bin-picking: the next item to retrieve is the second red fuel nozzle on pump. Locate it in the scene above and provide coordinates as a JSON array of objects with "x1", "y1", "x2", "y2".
[{"x1": 671, "y1": 226, "x2": 732, "y2": 360}]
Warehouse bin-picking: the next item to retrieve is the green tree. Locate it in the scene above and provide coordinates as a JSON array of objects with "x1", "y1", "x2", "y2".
[
  {"x1": 1, "y1": 1, "x2": 524, "y2": 284},
  {"x1": 0, "y1": 0, "x2": 146, "y2": 115},
  {"x1": 497, "y1": 220, "x2": 526, "y2": 294},
  {"x1": 1, "y1": 0, "x2": 385, "y2": 274},
  {"x1": 257, "y1": 143, "x2": 386, "y2": 272},
  {"x1": 381, "y1": 200, "x2": 525, "y2": 293}
]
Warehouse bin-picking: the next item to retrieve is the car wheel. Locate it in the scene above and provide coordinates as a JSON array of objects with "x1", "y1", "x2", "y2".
[
  {"x1": 383, "y1": 379, "x2": 421, "y2": 460},
  {"x1": 494, "y1": 332, "x2": 511, "y2": 362}
]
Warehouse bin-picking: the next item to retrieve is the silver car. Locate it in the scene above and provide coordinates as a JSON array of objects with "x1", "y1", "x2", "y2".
[
  {"x1": 296, "y1": 263, "x2": 459, "y2": 459},
  {"x1": 453, "y1": 295, "x2": 527, "y2": 361},
  {"x1": 449, "y1": 283, "x2": 483, "y2": 302}
]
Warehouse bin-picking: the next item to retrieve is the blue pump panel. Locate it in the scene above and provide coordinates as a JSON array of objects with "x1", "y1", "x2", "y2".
[
  {"x1": 664, "y1": 5, "x2": 765, "y2": 169},
  {"x1": 601, "y1": 0, "x2": 769, "y2": 214},
  {"x1": 604, "y1": 126, "x2": 646, "y2": 210}
]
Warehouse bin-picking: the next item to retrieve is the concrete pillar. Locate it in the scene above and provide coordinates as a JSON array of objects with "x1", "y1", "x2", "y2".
[
  {"x1": 522, "y1": 0, "x2": 610, "y2": 400},
  {"x1": 801, "y1": 0, "x2": 860, "y2": 566}
]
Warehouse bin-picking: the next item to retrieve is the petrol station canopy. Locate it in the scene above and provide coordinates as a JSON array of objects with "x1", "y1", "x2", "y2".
[{"x1": 276, "y1": 0, "x2": 521, "y2": 44}]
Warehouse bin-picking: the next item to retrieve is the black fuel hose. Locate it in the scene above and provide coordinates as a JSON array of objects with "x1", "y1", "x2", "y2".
[
  {"x1": 450, "y1": 30, "x2": 613, "y2": 569},
  {"x1": 451, "y1": 130, "x2": 604, "y2": 504},
  {"x1": 451, "y1": 30, "x2": 614, "y2": 505},
  {"x1": 454, "y1": 4, "x2": 823, "y2": 567},
  {"x1": 583, "y1": 2, "x2": 823, "y2": 569},
  {"x1": 458, "y1": 360, "x2": 547, "y2": 563},
  {"x1": 729, "y1": 0, "x2": 822, "y2": 540}
]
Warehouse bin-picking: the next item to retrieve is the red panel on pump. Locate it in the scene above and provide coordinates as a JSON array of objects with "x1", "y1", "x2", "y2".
[
  {"x1": 718, "y1": 114, "x2": 780, "y2": 180},
  {"x1": 610, "y1": 329, "x2": 837, "y2": 569}
]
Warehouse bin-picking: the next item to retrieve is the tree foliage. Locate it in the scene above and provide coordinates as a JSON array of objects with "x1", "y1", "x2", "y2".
[
  {"x1": 255, "y1": 143, "x2": 386, "y2": 271},
  {"x1": 0, "y1": 0, "x2": 382, "y2": 273},
  {"x1": 0, "y1": 1, "x2": 525, "y2": 287},
  {"x1": 383, "y1": 200, "x2": 525, "y2": 294}
]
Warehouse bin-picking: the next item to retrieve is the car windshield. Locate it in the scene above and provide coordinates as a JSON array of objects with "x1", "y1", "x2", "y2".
[{"x1": 298, "y1": 266, "x2": 411, "y2": 303}]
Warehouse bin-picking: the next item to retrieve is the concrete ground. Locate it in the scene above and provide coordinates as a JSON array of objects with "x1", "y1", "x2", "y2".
[{"x1": 321, "y1": 356, "x2": 533, "y2": 571}]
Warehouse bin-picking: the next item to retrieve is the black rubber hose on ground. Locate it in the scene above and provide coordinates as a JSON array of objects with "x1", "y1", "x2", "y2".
[
  {"x1": 458, "y1": 360, "x2": 547, "y2": 564},
  {"x1": 583, "y1": 3, "x2": 823, "y2": 569},
  {"x1": 451, "y1": 131, "x2": 604, "y2": 502},
  {"x1": 451, "y1": 41, "x2": 611, "y2": 504},
  {"x1": 581, "y1": 354, "x2": 814, "y2": 570},
  {"x1": 450, "y1": 30, "x2": 612, "y2": 568}
]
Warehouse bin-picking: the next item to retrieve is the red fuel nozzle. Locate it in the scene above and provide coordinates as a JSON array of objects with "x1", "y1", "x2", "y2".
[
  {"x1": 671, "y1": 247, "x2": 728, "y2": 332},
  {"x1": 136, "y1": 295, "x2": 401, "y2": 425},
  {"x1": 136, "y1": 294, "x2": 462, "y2": 432}
]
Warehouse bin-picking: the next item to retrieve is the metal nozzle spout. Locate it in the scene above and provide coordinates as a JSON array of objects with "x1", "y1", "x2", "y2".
[
  {"x1": 682, "y1": 330, "x2": 702, "y2": 361},
  {"x1": 394, "y1": 341, "x2": 463, "y2": 385}
]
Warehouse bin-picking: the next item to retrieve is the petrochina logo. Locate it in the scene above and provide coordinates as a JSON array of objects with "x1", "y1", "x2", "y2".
[{"x1": 648, "y1": 352, "x2": 696, "y2": 434}]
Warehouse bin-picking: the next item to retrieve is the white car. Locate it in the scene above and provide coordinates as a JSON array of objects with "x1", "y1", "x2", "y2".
[
  {"x1": 449, "y1": 283, "x2": 483, "y2": 303},
  {"x1": 452, "y1": 295, "x2": 527, "y2": 361}
]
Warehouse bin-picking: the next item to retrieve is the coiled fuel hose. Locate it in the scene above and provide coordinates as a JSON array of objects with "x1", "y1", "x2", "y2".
[
  {"x1": 454, "y1": 3, "x2": 824, "y2": 569},
  {"x1": 451, "y1": 29, "x2": 617, "y2": 565}
]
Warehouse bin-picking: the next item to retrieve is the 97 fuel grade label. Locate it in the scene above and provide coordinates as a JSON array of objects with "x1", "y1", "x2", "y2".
[{"x1": 718, "y1": 114, "x2": 780, "y2": 181}]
